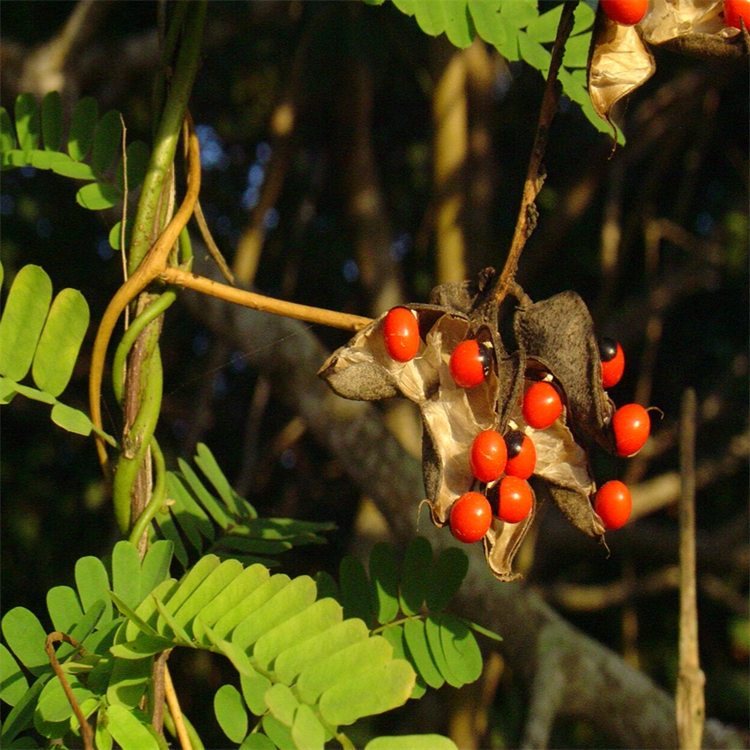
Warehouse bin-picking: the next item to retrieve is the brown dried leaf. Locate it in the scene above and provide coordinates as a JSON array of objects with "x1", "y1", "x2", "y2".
[{"x1": 588, "y1": 10, "x2": 656, "y2": 130}]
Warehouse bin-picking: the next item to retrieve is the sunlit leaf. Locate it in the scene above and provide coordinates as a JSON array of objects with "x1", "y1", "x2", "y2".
[
  {"x1": 403, "y1": 617, "x2": 443, "y2": 689},
  {"x1": 111, "y1": 541, "x2": 142, "y2": 611},
  {"x1": 1, "y1": 608, "x2": 49, "y2": 676},
  {"x1": 366, "y1": 735, "x2": 459, "y2": 750},
  {"x1": 106, "y1": 704, "x2": 160, "y2": 750},
  {"x1": 106, "y1": 655, "x2": 152, "y2": 707},
  {"x1": 0, "y1": 644, "x2": 28, "y2": 706},
  {"x1": 76, "y1": 181, "x2": 121, "y2": 210},
  {"x1": 215, "y1": 684, "x2": 248, "y2": 744},
  {"x1": 292, "y1": 704, "x2": 325, "y2": 750},
  {"x1": 46, "y1": 586, "x2": 83, "y2": 633},
  {"x1": 240, "y1": 667, "x2": 273, "y2": 716}
]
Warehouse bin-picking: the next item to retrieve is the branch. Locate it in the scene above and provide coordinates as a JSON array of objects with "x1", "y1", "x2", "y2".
[{"x1": 180, "y1": 251, "x2": 745, "y2": 749}]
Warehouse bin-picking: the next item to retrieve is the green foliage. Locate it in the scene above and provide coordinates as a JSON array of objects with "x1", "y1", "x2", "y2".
[
  {"x1": 0, "y1": 91, "x2": 149, "y2": 220},
  {"x1": 0, "y1": 262, "x2": 115, "y2": 444},
  {"x1": 152, "y1": 442, "x2": 335, "y2": 569},
  {"x1": 0, "y1": 535, "x2": 488, "y2": 749},
  {"x1": 387, "y1": 0, "x2": 614, "y2": 138}
]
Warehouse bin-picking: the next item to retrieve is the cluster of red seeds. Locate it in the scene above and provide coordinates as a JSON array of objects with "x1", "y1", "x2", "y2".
[{"x1": 382, "y1": 307, "x2": 651, "y2": 544}]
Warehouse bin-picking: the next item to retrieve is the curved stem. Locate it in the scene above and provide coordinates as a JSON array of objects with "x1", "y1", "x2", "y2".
[
  {"x1": 113, "y1": 289, "x2": 178, "y2": 404},
  {"x1": 160, "y1": 266, "x2": 373, "y2": 332},
  {"x1": 128, "y1": 435, "x2": 167, "y2": 546},
  {"x1": 89, "y1": 116, "x2": 201, "y2": 472}
]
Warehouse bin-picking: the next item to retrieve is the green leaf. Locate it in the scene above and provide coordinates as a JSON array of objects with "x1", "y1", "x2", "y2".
[
  {"x1": 47, "y1": 151, "x2": 97, "y2": 180},
  {"x1": 172, "y1": 558, "x2": 244, "y2": 633},
  {"x1": 201, "y1": 622, "x2": 255, "y2": 677},
  {"x1": 438, "y1": 614, "x2": 483, "y2": 686},
  {"x1": 36, "y1": 675, "x2": 92, "y2": 724},
  {"x1": 41, "y1": 92, "x2": 63, "y2": 152},
  {"x1": 319, "y1": 658, "x2": 415, "y2": 725},
  {"x1": 264, "y1": 683, "x2": 299, "y2": 727},
  {"x1": 76, "y1": 181, "x2": 121, "y2": 210},
  {"x1": 106, "y1": 704, "x2": 160, "y2": 750},
  {"x1": 339, "y1": 556, "x2": 374, "y2": 626},
  {"x1": 75, "y1": 556, "x2": 112, "y2": 626},
  {"x1": 403, "y1": 618, "x2": 443, "y2": 690},
  {"x1": 465, "y1": 619, "x2": 502, "y2": 642},
  {"x1": 263, "y1": 714, "x2": 295, "y2": 750},
  {"x1": 232, "y1": 575, "x2": 317, "y2": 651},
  {"x1": 398, "y1": 0, "x2": 474, "y2": 48},
  {"x1": 14, "y1": 94, "x2": 40, "y2": 154},
  {"x1": 296, "y1": 635, "x2": 393, "y2": 705},
  {"x1": 240, "y1": 667, "x2": 273, "y2": 716},
  {"x1": 30, "y1": 148, "x2": 56, "y2": 169},
  {"x1": 160, "y1": 555, "x2": 221, "y2": 626},
  {"x1": 273, "y1": 617, "x2": 369, "y2": 686},
  {"x1": 524, "y1": 3, "x2": 562, "y2": 43},
  {"x1": 194, "y1": 443, "x2": 240, "y2": 515},
  {"x1": 192, "y1": 564, "x2": 269, "y2": 643},
  {"x1": 0, "y1": 265, "x2": 53, "y2": 381},
  {"x1": 116, "y1": 140, "x2": 150, "y2": 192},
  {"x1": 381, "y1": 624, "x2": 426, "y2": 699},
  {"x1": 13, "y1": 382, "x2": 56, "y2": 404},
  {"x1": 108, "y1": 217, "x2": 135, "y2": 252},
  {"x1": 177, "y1": 459, "x2": 230, "y2": 528},
  {"x1": 314, "y1": 571, "x2": 339, "y2": 602},
  {"x1": 253, "y1": 597, "x2": 342, "y2": 673},
  {"x1": 425, "y1": 615, "x2": 462, "y2": 688},
  {"x1": 214, "y1": 684, "x2": 248, "y2": 744},
  {"x1": 68, "y1": 97, "x2": 98, "y2": 161},
  {"x1": 562, "y1": 33, "x2": 591, "y2": 69},
  {"x1": 153, "y1": 598, "x2": 193, "y2": 644},
  {"x1": 500, "y1": 0, "x2": 538, "y2": 27},
  {"x1": 0, "y1": 644, "x2": 28, "y2": 706},
  {"x1": 369, "y1": 543, "x2": 400, "y2": 625},
  {"x1": 399, "y1": 536, "x2": 432, "y2": 616},
  {"x1": 31, "y1": 287, "x2": 89, "y2": 397},
  {"x1": 110, "y1": 634, "x2": 175, "y2": 660},
  {"x1": 1, "y1": 673, "x2": 51, "y2": 745},
  {"x1": 1, "y1": 608, "x2": 49, "y2": 676},
  {"x1": 95, "y1": 711, "x2": 113, "y2": 750},
  {"x1": 139, "y1": 540, "x2": 174, "y2": 601},
  {"x1": 517, "y1": 30, "x2": 551, "y2": 71},
  {"x1": 467, "y1": 1, "x2": 506, "y2": 46},
  {"x1": 292, "y1": 704, "x2": 325, "y2": 750},
  {"x1": 106, "y1": 655, "x2": 152, "y2": 707},
  {"x1": 111, "y1": 541, "x2": 142, "y2": 611},
  {"x1": 91, "y1": 110, "x2": 123, "y2": 176},
  {"x1": 365, "y1": 735, "x2": 459, "y2": 750},
  {"x1": 64, "y1": 599, "x2": 107, "y2": 661},
  {"x1": 165, "y1": 472, "x2": 214, "y2": 553},
  {"x1": 425, "y1": 547, "x2": 468, "y2": 612},
  {"x1": 46, "y1": 586, "x2": 83, "y2": 633},
  {"x1": 211, "y1": 574, "x2": 289, "y2": 641},
  {"x1": 108, "y1": 591, "x2": 160, "y2": 637},
  {"x1": 240, "y1": 733, "x2": 277, "y2": 750},
  {"x1": 1, "y1": 107, "x2": 17, "y2": 153},
  {"x1": 572, "y1": 1, "x2": 595, "y2": 34}
]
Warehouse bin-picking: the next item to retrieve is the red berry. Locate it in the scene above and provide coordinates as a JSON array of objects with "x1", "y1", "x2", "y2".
[
  {"x1": 724, "y1": 0, "x2": 750, "y2": 29},
  {"x1": 470, "y1": 430, "x2": 507, "y2": 483},
  {"x1": 599, "y1": 337, "x2": 625, "y2": 389},
  {"x1": 612, "y1": 403, "x2": 651, "y2": 457},
  {"x1": 504, "y1": 430, "x2": 536, "y2": 479},
  {"x1": 450, "y1": 492, "x2": 492, "y2": 543},
  {"x1": 383, "y1": 307, "x2": 420, "y2": 362},
  {"x1": 449, "y1": 340, "x2": 491, "y2": 389},
  {"x1": 595, "y1": 480, "x2": 632, "y2": 530},
  {"x1": 497, "y1": 476, "x2": 533, "y2": 524},
  {"x1": 600, "y1": 0, "x2": 648, "y2": 25},
  {"x1": 522, "y1": 381, "x2": 563, "y2": 430}
]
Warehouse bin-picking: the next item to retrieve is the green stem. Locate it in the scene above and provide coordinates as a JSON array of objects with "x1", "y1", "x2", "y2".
[
  {"x1": 128, "y1": 0, "x2": 206, "y2": 274},
  {"x1": 370, "y1": 615, "x2": 419, "y2": 635},
  {"x1": 112, "y1": 290, "x2": 178, "y2": 404},
  {"x1": 128, "y1": 435, "x2": 166, "y2": 546},
  {"x1": 336, "y1": 731, "x2": 356, "y2": 750},
  {"x1": 112, "y1": 335, "x2": 164, "y2": 534}
]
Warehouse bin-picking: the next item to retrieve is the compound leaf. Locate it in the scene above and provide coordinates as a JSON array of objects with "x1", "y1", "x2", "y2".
[
  {"x1": 425, "y1": 546, "x2": 468, "y2": 612},
  {"x1": 381, "y1": 624, "x2": 426, "y2": 699},
  {"x1": 212, "y1": 574, "x2": 289, "y2": 641},
  {"x1": 0, "y1": 265, "x2": 52, "y2": 382},
  {"x1": 292, "y1": 704, "x2": 325, "y2": 750},
  {"x1": 525, "y1": 3, "x2": 562, "y2": 42},
  {"x1": 91, "y1": 110, "x2": 123, "y2": 176},
  {"x1": 139, "y1": 540, "x2": 174, "y2": 602},
  {"x1": 365, "y1": 735, "x2": 458, "y2": 750},
  {"x1": 318, "y1": 658, "x2": 415, "y2": 726},
  {"x1": 75, "y1": 556, "x2": 112, "y2": 626},
  {"x1": 403, "y1": 617, "x2": 443, "y2": 690},
  {"x1": 50, "y1": 402, "x2": 96, "y2": 436},
  {"x1": 31, "y1": 287, "x2": 89, "y2": 397},
  {"x1": 111, "y1": 541, "x2": 142, "y2": 611},
  {"x1": 214, "y1": 684, "x2": 248, "y2": 744},
  {"x1": 273, "y1": 617, "x2": 369, "y2": 686},
  {"x1": 240, "y1": 667, "x2": 273, "y2": 716},
  {"x1": 399, "y1": 536, "x2": 432, "y2": 616},
  {"x1": 253, "y1": 596, "x2": 342, "y2": 673},
  {"x1": 339, "y1": 556, "x2": 374, "y2": 626},
  {"x1": 194, "y1": 442, "x2": 240, "y2": 515},
  {"x1": 14, "y1": 94, "x2": 40, "y2": 154},
  {"x1": 2, "y1": 608, "x2": 49, "y2": 676},
  {"x1": 41, "y1": 91, "x2": 63, "y2": 152},
  {"x1": 106, "y1": 704, "x2": 160, "y2": 750},
  {"x1": 369, "y1": 543, "x2": 400, "y2": 625},
  {"x1": 263, "y1": 714, "x2": 295, "y2": 750},
  {"x1": 265, "y1": 683, "x2": 299, "y2": 727},
  {"x1": 106, "y1": 655, "x2": 151, "y2": 708},
  {"x1": 0, "y1": 643, "x2": 28, "y2": 706},
  {"x1": 67, "y1": 97, "x2": 98, "y2": 161},
  {"x1": 76, "y1": 180, "x2": 120, "y2": 210},
  {"x1": 425, "y1": 615, "x2": 462, "y2": 688},
  {"x1": 47, "y1": 151, "x2": 97, "y2": 180},
  {"x1": 240, "y1": 733, "x2": 276, "y2": 750},
  {"x1": 46, "y1": 586, "x2": 83, "y2": 633}
]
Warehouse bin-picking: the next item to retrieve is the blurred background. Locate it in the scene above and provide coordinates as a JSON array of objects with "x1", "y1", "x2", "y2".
[{"x1": 1, "y1": 2, "x2": 747, "y2": 747}]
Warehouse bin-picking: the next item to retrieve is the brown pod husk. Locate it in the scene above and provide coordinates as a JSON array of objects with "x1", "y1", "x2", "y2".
[
  {"x1": 513, "y1": 291, "x2": 617, "y2": 454},
  {"x1": 483, "y1": 504, "x2": 536, "y2": 582},
  {"x1": 588, "y1": 8, "x2": 656, "y2": 131}
]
